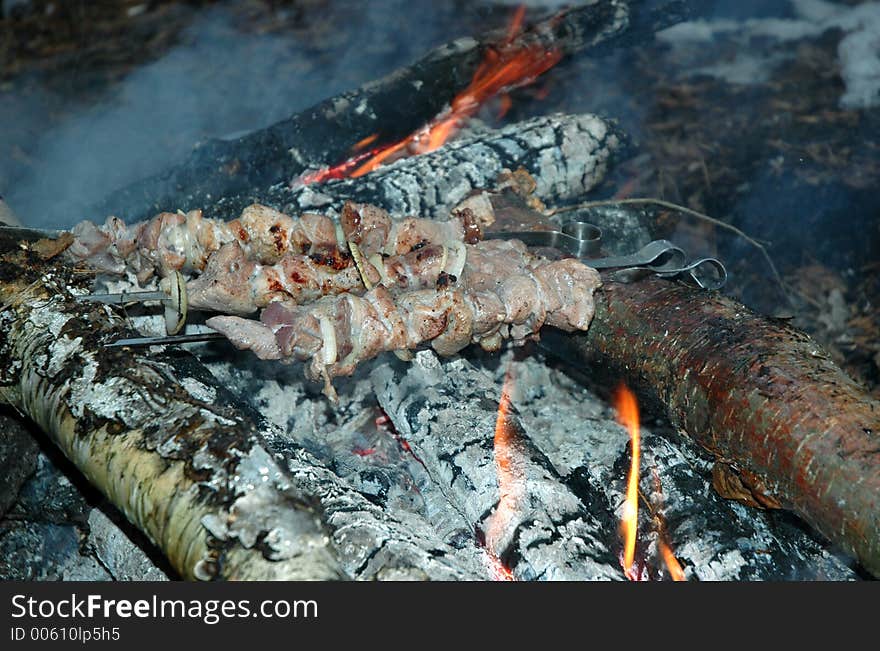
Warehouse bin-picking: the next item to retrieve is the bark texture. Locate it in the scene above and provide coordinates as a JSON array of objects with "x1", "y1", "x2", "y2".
[
  {"x1": 543, "y1": 276, "x2": 880, "y2": 576},
  {"x1": 0, "y1": 229, "x2": 343, "y2": 580}
]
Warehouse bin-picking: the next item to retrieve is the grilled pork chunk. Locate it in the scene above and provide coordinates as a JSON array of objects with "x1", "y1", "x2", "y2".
[
  {"x1": 186, "y1": 241, "x2": 363, "y2": 314},
  {"x1": 341, "y1": 201, "x2": 485, "y2": 255}
]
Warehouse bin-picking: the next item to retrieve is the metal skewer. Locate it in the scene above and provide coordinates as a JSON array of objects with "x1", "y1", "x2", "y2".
[
  {"x1": 106, "y1": 330, "x2": 225, "y2": 348},
  {"x1": 0, "y1": 224, "x2": 64, "y2": 239},
  {"x1": 485, "y1": 220, "x2": 728, "y2": 291},
  {"x1": 78, "y1": 271, "x2": 189, "y2": 335},
  {"x1": 81, "y1": 289, "x2": 168, "y2": 304}
]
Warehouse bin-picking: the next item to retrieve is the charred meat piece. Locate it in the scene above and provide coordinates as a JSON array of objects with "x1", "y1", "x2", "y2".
[
  {"x1": 68, "y1": 217, "x2": 124, "y2": 275},
  {"x1": 186, "y1": 242, "x2": 363, "y2": 315},
  {"x1": 340, "y1": 201, "x2": 486, "y2": 256},
  {"x1": 186, "y1": 238, "x2": 538, "y2": 315},
  {"x1": 67, "y1": 202, "x2": 486, "y2": 286},
  {"x1": 229, "y1": 204, "x2": 340, "y2": 263},
  {"x1": 69, "y1": 208, "x2": 235, "y2": 281},
  {"x1": 134, "y1": 209, "x2": 228, "y2": 280},
  {"x1": 339, "y1": 202, "x2": 392, "y2": 254}
]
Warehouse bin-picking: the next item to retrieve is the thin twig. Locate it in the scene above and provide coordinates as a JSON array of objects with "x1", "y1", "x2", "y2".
[{"x1": 549, "y1": 197, "x2": 790, "y2": 302}]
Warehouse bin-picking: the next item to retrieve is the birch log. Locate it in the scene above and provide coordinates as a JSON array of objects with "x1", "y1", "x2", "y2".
[{"x1": 0, "y1": 229, "x2": 345, "y2": 580}]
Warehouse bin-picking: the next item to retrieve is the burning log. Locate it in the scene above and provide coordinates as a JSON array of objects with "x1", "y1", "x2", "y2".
[
  {"x1": 256, "y1": 425, "x2": 486, "y2": 580},
  {"x1": 0, "y1": 228, "x2": 486, "y2": 580},
  {"x1": 201, "y1": 338, "x2": 858, "y2": 580},
  {"x1": 543, "y1": 276, "x2": 880, "y2": 577},
  {"x1": 510, "y1": 351, "x2": 859, "y2": 580},
  {"x1": 87, "y1": 2, "x2": 638, "y2": 224},
  {"x1": 253, "y1": 112, "x2": 621, "y2": 220}
]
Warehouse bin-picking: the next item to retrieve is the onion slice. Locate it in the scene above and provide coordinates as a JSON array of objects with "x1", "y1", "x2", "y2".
[
  {"x1": 444, "y1": 240, "x2": 467, "y2": 280},
  {"x1": 334, "y1": 222, "x2": 347, "y2": 249},
  {"x1": 318, "y1": 315, "x2": 338, "y2": 366},
  {"x1": 348, "y1": 240, "x2": 373, "y2": 290},
  {"x1": 162, "y1": 271, "x2": 188, "y2": 335},
  {"x1": 369, "y1": 254, "x2": 391, "y2": 287}
]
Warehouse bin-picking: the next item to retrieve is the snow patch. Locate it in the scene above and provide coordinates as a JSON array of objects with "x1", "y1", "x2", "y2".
[{"x1": 658, "y1": 0, "x2": 880, "y2": 108}]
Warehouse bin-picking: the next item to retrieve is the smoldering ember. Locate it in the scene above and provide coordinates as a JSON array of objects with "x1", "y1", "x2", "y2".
[{"x1": 0, "y1": 0, "x2": 878, "y2": 582}]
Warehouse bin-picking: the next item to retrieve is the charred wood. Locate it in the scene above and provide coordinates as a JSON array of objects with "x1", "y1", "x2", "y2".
[
  {"x1": 199, "y1": 349, "x2": 487, "y2": 579},
  {"x1": 240, "y1": 113, "x2": 622, "y2": 221},
  {"x1": 0, "y1": 444, "x2": 171, "y2": 581},
  {"x1": 371, "y1": 351, "x2": 627, "y2": 580},
  {"x1": 500, "y1": 352, "x2": 856, "y2": 580},
  {"x1": 257, "y1": 425, "x2": 485, "y2": 579},
  {"x1": 362, "y1": 349, "x2": 857, "y2": 580},
  {"x1": 0, "y1": 409, "x2": 40, "y2": 519}
]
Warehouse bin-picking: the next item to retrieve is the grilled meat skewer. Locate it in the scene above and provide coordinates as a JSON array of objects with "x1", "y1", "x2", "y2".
[
  {"x1": 206, "y1": 254, "x2": 601, "y2": 395},
  {"x1": 66, "y1": 201, "x2": 486, "y2": 284}
]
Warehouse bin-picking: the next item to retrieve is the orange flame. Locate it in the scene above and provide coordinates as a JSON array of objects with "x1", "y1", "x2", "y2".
[
  {"x1": 297, "y1": 146, "x2": 386, "y2": 185},
  {"x1": 615, "y1": 384, "x2": 641, "y2": 580},
  {"x1": 650, "y1": 469, "x2": 686, "y2": 581},
  {"x1": 299, "y1": 5, "x2": 560, "y2": 185},
  {"x1": 659, "y1": 540, "x2": 686, "y2": 581},
  {"x1": 484, "y1": 550, "x2": 516, "y2": 582},
  {"x1": 484, "y1": 366, "x2": 522, "y2": 579},
  {"x1": 352, "y1": 133, "x2": 380, "y2": 151},
  {"x1": 505, "y1": 5, "x2": 527, "y2": 45}
]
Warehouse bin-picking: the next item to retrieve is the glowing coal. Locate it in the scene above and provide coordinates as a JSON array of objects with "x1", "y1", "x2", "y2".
[{"x1": 299, "y1": 5, "x2": 561, "y2": 185}]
